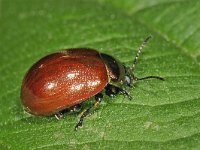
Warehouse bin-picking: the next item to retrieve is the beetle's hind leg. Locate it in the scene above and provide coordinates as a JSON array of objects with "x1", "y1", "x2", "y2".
[
  {"x1": 75, "y1": 93, "x2": 103, "y2": 131},
  {"x1": 55, "y1": 104, "x2": 82, "y2": 120},
  {"x1": 54, "y1": 112, "x2": 63, "y2": 120},
  {"x1": 70, "y1": 104, "x2": 82, "y2": 113}
]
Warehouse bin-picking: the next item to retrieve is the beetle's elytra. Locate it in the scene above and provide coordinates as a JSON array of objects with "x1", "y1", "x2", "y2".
[{"x1": 21, "y1": 36, "x2": 164, "y2": 130}]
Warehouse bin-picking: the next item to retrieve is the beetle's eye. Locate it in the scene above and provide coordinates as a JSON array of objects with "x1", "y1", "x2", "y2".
[{"x1": 125, "y1": 76, "x2": 131, "y2": 85}]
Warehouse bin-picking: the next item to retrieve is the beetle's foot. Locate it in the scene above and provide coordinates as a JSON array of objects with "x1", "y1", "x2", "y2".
[
  {"x1": 75, "y1": 119, "x2": 83, "y2": 131},
  {"x1": 127, "y1": 84, "x2": 133, "y2": 88},
  {"x1": 118, "y1": 88, "x2": 132, "y2": 100},
  {"x1": 54, "y1": 112, "x2": 63, "y2": 120}
]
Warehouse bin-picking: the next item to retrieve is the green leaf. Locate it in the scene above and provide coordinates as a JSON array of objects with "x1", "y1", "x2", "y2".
[{"x1": 1, "y1": 0, "x2": 200, "y2": 149}]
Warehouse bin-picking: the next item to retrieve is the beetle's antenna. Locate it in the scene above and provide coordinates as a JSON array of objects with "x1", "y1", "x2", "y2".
[{"x1": 132, "y1": 35, "x2": 152, "y2": 72}]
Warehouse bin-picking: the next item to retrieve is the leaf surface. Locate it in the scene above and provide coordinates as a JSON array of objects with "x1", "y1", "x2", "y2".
[{"x1": 0, "y1": 0, "x2": 200, "y2": 149}]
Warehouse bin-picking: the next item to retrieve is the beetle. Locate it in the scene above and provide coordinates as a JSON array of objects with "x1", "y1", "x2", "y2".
[{"x1": 21, "y1": 35, "x2": 164, "y2": 130}]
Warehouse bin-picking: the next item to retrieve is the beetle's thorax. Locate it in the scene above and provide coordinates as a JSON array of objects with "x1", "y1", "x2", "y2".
[{"x1": 100, "y1": 53, "x2": 127, "y2": 87}]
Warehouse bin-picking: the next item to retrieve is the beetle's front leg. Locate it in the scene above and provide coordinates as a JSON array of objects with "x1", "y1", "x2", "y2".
[
  {"x1": 105, "y1": 84, "x2": 119, "y2": 98},
  {"x1": 105, "y1": 84, "x2": 132, "y2": 100},
  {"x1": 117, "y1": 88, "x2": 132, "y2": 100}
]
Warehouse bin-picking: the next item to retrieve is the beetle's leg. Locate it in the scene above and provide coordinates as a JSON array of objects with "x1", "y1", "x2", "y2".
[
  {"x1": 117, "y1": 87, "x2": 132, "y2": 100},
  {"x1": 75, "y1": 93, "x2": 103, "y2": 131},
  {"x1": 105, "y1": 84, "x2": 132, "y2": 100},
  {"x1": 70, "y1": 104, "x2": 82, "y2": 112},
  {"x1": 54, "y1": 112, "x2": 63, "y2": 120},
  {"x1": 105, "y1": 84, "x2": 119, "y2": 98}
]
